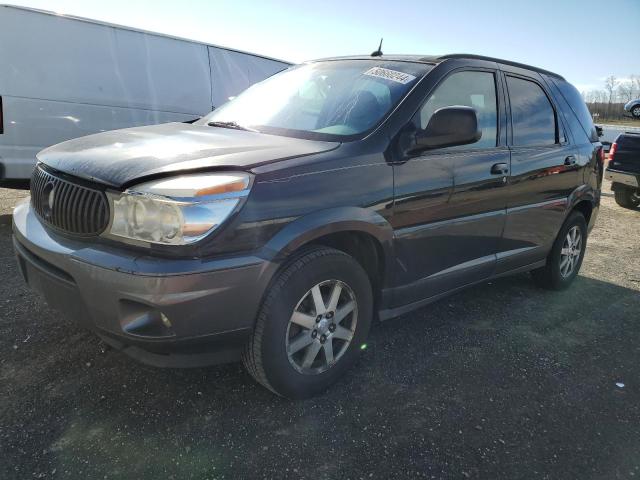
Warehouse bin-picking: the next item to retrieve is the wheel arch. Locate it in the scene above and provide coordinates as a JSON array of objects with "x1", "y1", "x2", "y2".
[
  {"x1": 261, "y1": 206, "x2": 394, "y2": 293},
  {"x1": 567, "y1": 184, "x2": 598, "y2": 229},
  {"x1": 572, "y1": 199, "x2": 594, "y2": 225}
]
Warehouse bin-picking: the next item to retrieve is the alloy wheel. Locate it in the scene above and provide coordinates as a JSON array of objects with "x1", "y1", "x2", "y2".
[
  {"x1": 285, "y1": 280, "x2": 358, "y2": 375},
  {"x1": 559, "y1": 225, "x2": 582, "y2": 278}
]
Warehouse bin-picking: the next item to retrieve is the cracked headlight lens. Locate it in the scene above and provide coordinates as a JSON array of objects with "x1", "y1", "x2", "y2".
[{"x1": 106, "y1": 172, "x2": 251, "y2": 245}]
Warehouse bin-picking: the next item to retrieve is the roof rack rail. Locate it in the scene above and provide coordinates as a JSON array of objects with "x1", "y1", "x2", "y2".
[{"x1": 435, "y1": 54, "x2": 565, "y2": 80}]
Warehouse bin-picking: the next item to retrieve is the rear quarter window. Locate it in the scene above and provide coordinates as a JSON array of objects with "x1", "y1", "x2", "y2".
[{"x1": 547, "y1": 76, "x2": 598, "y2": 143}]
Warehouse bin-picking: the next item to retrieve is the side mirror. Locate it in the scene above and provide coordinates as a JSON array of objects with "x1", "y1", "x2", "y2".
[
  {"x1": 415, "y1": 106, "x2": 481, "y2": 151},
  {"x1": 595, "y1": 125, "x2": 603, "y2": 138}
]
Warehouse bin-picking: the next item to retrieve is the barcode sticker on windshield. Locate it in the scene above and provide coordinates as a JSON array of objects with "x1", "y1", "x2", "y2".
[{"x1": 364, "y1": 67, "x2": 416, "y2": 84}]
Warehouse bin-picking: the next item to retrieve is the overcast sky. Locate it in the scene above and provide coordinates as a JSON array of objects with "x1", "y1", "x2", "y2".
[{"x1": 7, "y1": 0, "x2": 640, "y2": 93}]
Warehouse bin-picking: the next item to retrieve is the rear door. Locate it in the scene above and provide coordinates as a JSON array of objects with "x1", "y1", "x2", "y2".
[{"x1": 497, "y1": 69, "x2": 580, "y2": 272}]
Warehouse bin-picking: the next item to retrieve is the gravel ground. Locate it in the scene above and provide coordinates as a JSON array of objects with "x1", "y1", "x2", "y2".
[{"x1": 0, "y1": 181, "x2": 638, "y2": 480}]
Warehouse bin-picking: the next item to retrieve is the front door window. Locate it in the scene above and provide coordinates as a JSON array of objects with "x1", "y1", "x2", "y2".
[{"x1": 419, "y1": 70, "x2": 498, "y2": 149}]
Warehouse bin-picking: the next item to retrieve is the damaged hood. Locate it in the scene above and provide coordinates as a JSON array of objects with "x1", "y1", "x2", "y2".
[{"x1": 37, "y1": 122, "x2": 340, "y2": 188}]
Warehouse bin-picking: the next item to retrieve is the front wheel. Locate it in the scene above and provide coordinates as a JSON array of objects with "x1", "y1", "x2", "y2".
[
  {"x1": 243, "y1": 246, "x2": 373, "y2": 399},
  {"x1": 632, "y1": 105, "x2": 640, "y2": 119},
  {"x1": 614, "y1": 188, "x2": 640, "y2": 209},
  {"x1": 531, "y1": 211, "x2": 587, "y2": 290}
]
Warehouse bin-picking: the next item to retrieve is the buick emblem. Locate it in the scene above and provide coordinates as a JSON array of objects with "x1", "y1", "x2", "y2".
[{"x1": 42, "y1": 182, "x2": 55, "y2": 218}]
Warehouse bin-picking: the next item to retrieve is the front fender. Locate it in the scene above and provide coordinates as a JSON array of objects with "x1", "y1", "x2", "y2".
[
  {"x1": 260, "y1": 206, "x2": 394, "y2": 265},
  {"x1": 626, "y1": 100, "x2": 640, "y2": 111}
]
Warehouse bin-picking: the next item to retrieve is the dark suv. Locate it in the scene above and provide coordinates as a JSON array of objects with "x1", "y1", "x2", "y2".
[
  {"x1": 606, "y1": 132, "x2": 640, "y2": 209},
  {"x1": 13, "y1": 54, "x2": 603, "y2": 398}
]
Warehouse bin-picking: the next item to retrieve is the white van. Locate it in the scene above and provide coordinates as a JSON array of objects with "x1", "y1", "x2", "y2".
[{"x1": 0, "y1": 5, "x2": 290, "y2": 182}]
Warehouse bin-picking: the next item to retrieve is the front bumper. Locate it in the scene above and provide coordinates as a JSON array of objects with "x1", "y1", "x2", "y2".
[
  {"x1": 12, "y1": 199, "x2": 275, "y2": 367},
  {"x1": 606, "y1": 169, "x2": 639, "y2": 189}
]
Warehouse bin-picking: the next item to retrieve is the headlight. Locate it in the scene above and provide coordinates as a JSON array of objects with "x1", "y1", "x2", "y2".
[{"x1": 106, "y1": 172, "x2": 252, "y2": 245}]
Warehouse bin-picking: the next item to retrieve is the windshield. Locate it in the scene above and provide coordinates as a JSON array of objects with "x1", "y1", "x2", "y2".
[{"x1": 198, "y1": 60, "x2": 431, "y2": 141}]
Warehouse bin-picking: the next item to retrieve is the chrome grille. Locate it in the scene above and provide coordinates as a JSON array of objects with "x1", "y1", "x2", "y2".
[{"x1": 30, "y1": 164, "x2": 109, "y2": 236}]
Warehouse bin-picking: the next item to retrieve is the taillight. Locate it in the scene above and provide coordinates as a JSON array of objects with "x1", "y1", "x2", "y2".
[{"x1": 608, "y1": 142, "x2": 617, "y2": 164}]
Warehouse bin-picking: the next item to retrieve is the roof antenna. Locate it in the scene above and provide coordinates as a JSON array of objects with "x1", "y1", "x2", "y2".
[{"x1": 371, "y1": 38, "x2": 383, "y2": 57}]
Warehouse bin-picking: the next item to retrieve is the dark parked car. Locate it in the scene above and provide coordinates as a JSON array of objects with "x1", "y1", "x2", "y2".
[
  {"x1": 606, "y1": 132, "x2": 640, "y2": 209},
  {"x1": 13, "y1": 54, "x2": 603, "y2": 398}
]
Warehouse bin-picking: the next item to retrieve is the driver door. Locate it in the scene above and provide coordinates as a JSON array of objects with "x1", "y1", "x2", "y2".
[{"x1": 390, "y1": 68, "x2": 510, "y2": 307}]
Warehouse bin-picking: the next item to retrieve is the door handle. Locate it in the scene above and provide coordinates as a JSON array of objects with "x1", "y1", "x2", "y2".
[
  {"x1": 564, "y1": 155, "x2": 577, "y2": 166},
  {"x1": 491, "y1": 163, "x2": 509, "y2": 175}
]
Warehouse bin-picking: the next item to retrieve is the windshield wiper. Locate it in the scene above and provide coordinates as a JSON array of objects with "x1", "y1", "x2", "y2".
[{"x1": 207, "y1": 121, "x2": 258, "y2": 132}]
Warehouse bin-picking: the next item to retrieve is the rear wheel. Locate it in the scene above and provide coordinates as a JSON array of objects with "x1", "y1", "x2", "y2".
[
  {"x1": 243, "y1": 246, "x2": 373, "y2": 399},
  {"x1": 614, "y1": 188, "x2": 640, "y2": 209},
  {"x1": 531, "y1": 211, "x2": 587, "y2": 290}
]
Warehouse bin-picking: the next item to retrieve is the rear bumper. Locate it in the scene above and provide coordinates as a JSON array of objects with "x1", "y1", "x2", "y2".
[
  {"x1": 12, "y1": 199, "x2": 276, "y2": 367},
  {"x1": 606, "y1": 169, "x2": 639, "y2": 189}
]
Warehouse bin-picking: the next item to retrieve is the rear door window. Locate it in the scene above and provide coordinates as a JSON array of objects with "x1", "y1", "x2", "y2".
[{"x1": 506, "y1": 76, "x2": 557, "y2": 146}]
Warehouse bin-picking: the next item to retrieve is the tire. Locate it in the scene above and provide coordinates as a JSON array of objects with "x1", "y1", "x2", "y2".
[
  {"x1": 614, "y1": 188, "x2": 640, "y2": 209},
  {"x1": 531, "y1": 211, "x2": 587, "y2": 290},
  {"x1": 632, "y1": 105, "x2": 640, "y2": 119},
  {"x1": 243, "y1": 246, "x2": 373, "y2": 399}
]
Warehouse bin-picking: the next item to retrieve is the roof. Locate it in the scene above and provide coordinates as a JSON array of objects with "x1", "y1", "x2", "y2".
[
  {"x1": 311, "y1": 54, "x2": 439, "y2": 64},
  {"x1": 312, "y1": 53, "x2": 565, "y2": 80},
  {"x1": 0, "y1": 4, "x2": 292, "y2": 65}
]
